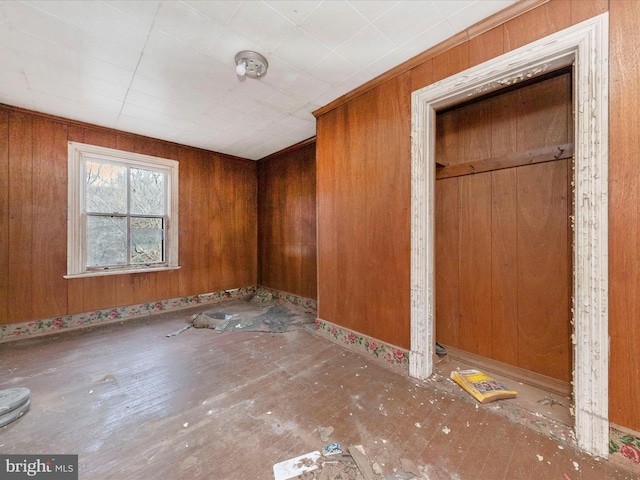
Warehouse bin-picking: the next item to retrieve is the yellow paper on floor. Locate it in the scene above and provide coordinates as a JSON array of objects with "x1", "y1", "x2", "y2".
[{"x1": 450, "y1": 369, "x2": 517, "y2": 404}]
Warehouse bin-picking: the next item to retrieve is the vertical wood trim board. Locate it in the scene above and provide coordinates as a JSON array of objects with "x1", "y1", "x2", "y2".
[{"x1": 410, "y1": 14, "x2": 609, "y2": 457}]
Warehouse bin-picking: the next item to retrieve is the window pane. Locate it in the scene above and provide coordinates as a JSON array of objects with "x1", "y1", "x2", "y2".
[
  {"x1": 130, "y1": 217, "x2": 164, "y2": 264},
  {"x1": 87, "y1": 215, "x2": 127, "y2": 267},
  {"x1": 130, "y1": 168, "x2": 164, "y2": 215},
  {"x1": 85, "y1": 160, "x2": 127, "y2": 213}
]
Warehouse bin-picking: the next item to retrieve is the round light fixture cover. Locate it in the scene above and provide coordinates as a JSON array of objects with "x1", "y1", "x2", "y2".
[{"x1": 234, "y1": 50, "x2": 268, "y2": 79}]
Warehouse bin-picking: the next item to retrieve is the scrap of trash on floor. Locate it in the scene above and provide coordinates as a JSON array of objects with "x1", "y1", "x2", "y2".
[
  {"x1": 166, "y1": 289, "x2": 315, "y2": 337},
  {"x1": 273, "y1": 426, "x2": 424, "y2": 480}
]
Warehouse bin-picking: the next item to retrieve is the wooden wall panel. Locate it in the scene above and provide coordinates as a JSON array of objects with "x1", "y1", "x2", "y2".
[
  {"x1": 435, "y1": 177, "x2": 459, "y2": 347},
  {"x1": 133, "y1": 273, "x2": 158, "y2": 305},
  {"x1": 468, "y1": 26, "x2": 504, "y2": 69},
  {"x1": 257, "y1": 142, "x2": 315, "y2": 299},
  {"x1": 491, "y1": 169, "x2": 518, "y2": 365},
  {"x1": 234, "y1": 159, "x2": 258, "y2": 289},
  {"x1": 316, "y1": 75, "x2": 411, "y2": 348},
  {"x1": 365, "y1": 76, "x2": 411, "y2": 342},
  {"x1": 410, "y1": 58, "x2": 433, "y2": 94},
  {"x1": 491, "y1": 91, "x2": 518, "y2": 158},
  {"x1": 31, "y1": 117, "x2": 68, "y2": 319},
  {"x1": 66, "y1": 279, "x2": 84, "y2": 315},
  {"x1": 299, "y1": 150, "x2": 317, "y2": 298},
  {"x1": 431, "y1": 43, "x2": 469, "y2": 84},
  {"x1": 82, "y1": 276, "x2": 116, "y2": 313},
  {"x1": 0, "y1": 105, "x2": 257, "y2": 326},
  {"x1": 176, "y1": 147, "x2": 196, "y2": 297},
  {"x1": 503, "y1": 0, "x2": 571, "y2": 52},
  {"x1": 217, "y1": 158, "x2": 236, "y2": 289},
  {"x1": 516, "y1": 160, "x2": 570, "y2": 382},
  {"x1": 338, "y1": 98, "x2": 368, "y2": 335},
  {"x1": 457, "y1": 101, "x2": 492, "y2": 163},
  {"x1": 435, "y1": 110, "x2": 458, "y2": 167},
  {"x1": 115, "y1": 274, "x2": 137, "y2": 308},
  {"x1": 516, "y1": 73, "x2": 571, "y2": 150},
  {"x1": 7, "y1": 112, "x2": 33, "y2": 323},
  {"x1": 609, "y1": 0, "x2": 640, "y2": 432},
  {"x1": 457, "y1": 173, "x2": 493, "y2": 357},
  {"x1": 316, "y1": 109, "x2": 342, "y2": 319},
  {"x1": 570, "y1": 0, "x2": 607, "y2": 24},
  {"x1": 0, "y1": 110, "x2": 8, "y2": 325}
]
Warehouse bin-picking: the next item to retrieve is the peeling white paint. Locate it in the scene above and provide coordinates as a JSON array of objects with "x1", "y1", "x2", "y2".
[{"x1": 410, "y1": 14, "x2": 609, "y2": 458}]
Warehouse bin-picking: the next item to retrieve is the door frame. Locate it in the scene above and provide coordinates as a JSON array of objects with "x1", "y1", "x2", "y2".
[{"x1": 409, "y1": 14, "x2": 609, "y2": 457}]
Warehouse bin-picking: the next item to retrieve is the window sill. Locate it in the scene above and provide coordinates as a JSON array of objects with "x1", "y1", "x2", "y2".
[{"x1": 64, "y1": 266, "x2": 181, "y2": 279}]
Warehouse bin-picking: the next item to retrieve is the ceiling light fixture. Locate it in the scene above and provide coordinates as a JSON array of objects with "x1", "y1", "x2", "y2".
[{"x1": 234, "y1": 50, "x2": 269, "y2": 79}]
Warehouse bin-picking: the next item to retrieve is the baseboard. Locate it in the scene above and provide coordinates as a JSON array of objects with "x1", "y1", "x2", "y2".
[
  {"x1": 443, "y1": 345, "x2": 571, "y2": 397},
  {"x1": 0, "y1": 286, "x2": 258, "y2": 342},
  {"x1": 314, "y1": 318, "x2": 409, "y2": 372},
  {"x1": 256, "y1": 286, "x2": 317, "y2": 311},
  {"x1": 0, "y1": 286, "x2": 317, "y2": 343}
]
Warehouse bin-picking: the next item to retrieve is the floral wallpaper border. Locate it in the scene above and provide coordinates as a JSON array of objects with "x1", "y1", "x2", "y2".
[
  {"x1": 259, "y1": 287, "x2": 317, "y2": 311},
  {"x1": 609, "y1": 427, "x2": 640, "y2": 473},
  {"x1": 0, "y1": 286, "x2": 257, "y2": 342},
  {"x1": 315, "y1": 318, "x2": 409, "y2": 371}
]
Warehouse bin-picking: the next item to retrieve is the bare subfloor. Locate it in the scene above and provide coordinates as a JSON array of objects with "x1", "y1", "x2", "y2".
[{"x1": 0, "y1": 300, "x2": 634, "y2": 479}]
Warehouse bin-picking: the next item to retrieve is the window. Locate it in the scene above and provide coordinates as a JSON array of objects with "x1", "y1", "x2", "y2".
[{"x1": 66, "y1": 142, "x2": 179, "y2": 278}]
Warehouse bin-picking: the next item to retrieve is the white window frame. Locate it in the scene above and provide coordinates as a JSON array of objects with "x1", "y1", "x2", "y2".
[
  {"x1": 410, "y1": 14, "x2": 608, "y2": 456},
  {"x1": 65, "y1": 142, "x2": 179, "y2": 278}
]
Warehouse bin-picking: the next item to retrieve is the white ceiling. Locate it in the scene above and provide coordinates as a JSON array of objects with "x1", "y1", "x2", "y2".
[{"x1": 0, "y1": 0, "x2": 517, "y2": 160}]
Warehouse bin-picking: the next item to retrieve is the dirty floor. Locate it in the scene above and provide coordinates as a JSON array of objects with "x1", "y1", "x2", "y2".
[{"x1": 0, "y1": 300, "x2": 635, "y2": 479}]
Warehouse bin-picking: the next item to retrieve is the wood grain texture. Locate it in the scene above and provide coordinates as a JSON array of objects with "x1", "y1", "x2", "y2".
[
  {"x1": 337, "y1": 95, "x2": 368, "y2": 336},
  {"x1": 608, "y1": 0, "x2": 640, "y2": 432},
  {"x1": 410, "y1": 58, "x2": 433, "y2": 94},
  {"x1": 457, "y1": 173, "x2": 493, "y2": 357},
  {"x1": 491, "y1": 89, "x2": 518, "y2": 158},
  {"x1": 503, "y1": 0, "x2": 571, "y2": 52},
  {"x1": 491, "y1": 169, "x2": 519, "y2": 366},
  {"x1": 570, "y1": 0, "x2": 607, "y2": 24},
  {"x1": 365, "y1": 75, "x2": 411, "y2": 344},
  {"x1": 0, "y1": 105, "x2": 257, "y2": 325},
  {"x1": 316, "y1": 75, "x2": 411, "y2": 348},
  {"x1": 31, "y1": 117, "x2": 68, "y2": 319},
  {"x1": 468, "y1": 26, "x2": 504, "y2": 69},
  {"x1": 515, "y1": 73, "x2": 571, "y2": 151},
  {"x1": 435, "y1": 177, "x2": 459, "y2": 347},
  {"x1": 516, "y1": 161, "x2": 570, "y2": 382},
  {"x1": 457, "y1": 100, "x2": 492, "y2": 163},
  {"x1": 431, "y1": 43, "x2": 469, "y2": 84},
  {"x1": 0, "y1": 110, "x2": 8, "y2": 325},
  {"x1": 7, "y1": 112, "x2": 33, "y2": 322},
  {"x1": 316, "y1": 108, "x2": 342, "y2": 322},
  {"x1": 435, "y1": 109, "x2": 458, "y2": 167},
  {"x1": 257, "y1": 142, "x2": 315, "y2": 299}
]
